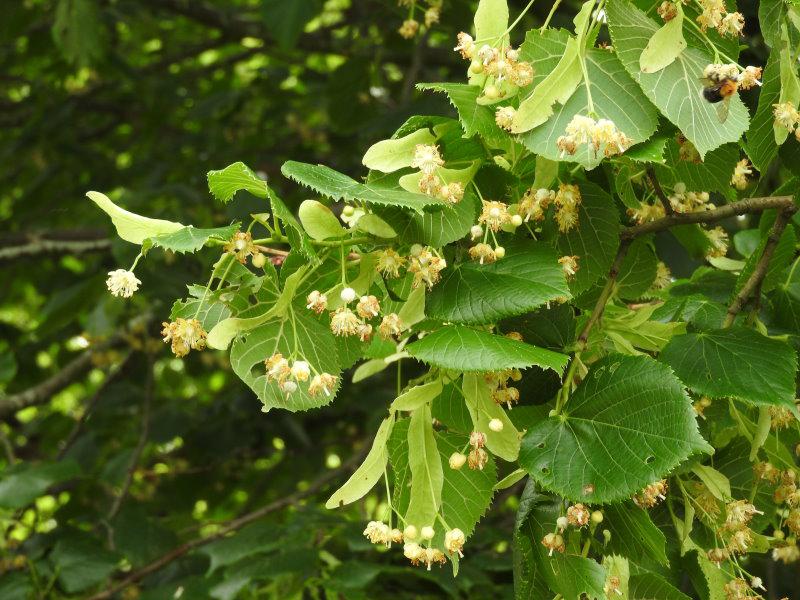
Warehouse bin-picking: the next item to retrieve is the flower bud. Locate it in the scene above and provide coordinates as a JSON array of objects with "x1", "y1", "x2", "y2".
[
  {"x1": 556, "y1": 516, "x2": 568, "y2": 531},
  {"x1": 449, "y1": 452, "x2": 467, "y2": 470},
  {"x1": 251, "y1": 253, "x2": 267, "y2": 268},
  {"x1": 488, "y1": 418, "x2": 504, "y2": 432},
  {"x1": 470, "y1": 225, "x2": 483, "y2": 240},
  {"x1": 511, "y1": 214, "x2": 523, "y2": 227},
  {"x1": 483, "y1": 84, "x2": 499, "y2": 99},
  {"x1": 342, "y1": 205, "x2": 355, "y2": 216},
  {"x1": 591, "y1": 510, "x2": 604, "y2": 524},
  {"x1": 340, "y1": 287, "x2": 357, "y2": 303},
  {"x1": 409, "y1": 244, "x2": 424, "y2": 257},
  {"x1": 420, "y1": 525, "x2": 435, "y2": 540},
  {"x1": 403, "y1": 525, "x2": 418, "y2": 541},
  {"x1": 494, "y1": 246, "x2": 506, "y2": 259},
  {"x1": 290, "y1": 361, "x2": 310, "y2": 382},
  {"x1": 469, "y1": 59, "x2": 484, "y2": 74}
]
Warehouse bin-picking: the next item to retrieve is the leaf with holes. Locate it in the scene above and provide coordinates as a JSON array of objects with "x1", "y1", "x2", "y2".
[
  {"x1": 229, "y1": 310, "x2": 341, "y2": 412},
  {"x1": 281, "y1": 161, "x2": 443, "y2": 214},
  {"x1": 607, "y1": 0, "x2": 749, "y2": 158},
  {"x1": 407, "y1": 326, "x2": 569, "y2": 374},
  {"x1": 660, "y1": 328, "x2": 799, "y2": 412},
  {"x1": 207, "y1": 162, "x2": 269, "y2": 203},
  {"x1": 558, "y1": 183, "x2": 620, "y2": 295},
  {"x1": 426, "y1": 241, "x2": 570, "y2": 324},
  {"x1": 519, "y1": 355, "x2": 711, "y2": 503}
]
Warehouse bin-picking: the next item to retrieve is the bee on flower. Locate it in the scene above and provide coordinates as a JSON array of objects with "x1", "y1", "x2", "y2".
[{"x1": 161, "y1": 318, "x2": 207, "y2": 357}]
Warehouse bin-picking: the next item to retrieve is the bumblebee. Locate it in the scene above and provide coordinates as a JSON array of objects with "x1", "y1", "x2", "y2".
[{"x1": 700, "y1": 75, "x2": 738, "y2": 123}]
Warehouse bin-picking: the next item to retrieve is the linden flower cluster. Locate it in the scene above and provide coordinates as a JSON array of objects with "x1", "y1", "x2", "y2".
[
  {"x1": 668, "y1": 182, "x2": 714, "y2": 214},
  {"x1": 453, "y1": 32, "x2": 535, "y2": 100},
  {"x1": 554, "y1": 184, "x2": 582, "y2": 233},
  {"x1": 363, "y1": 521, "x2": 403, "y2": 547},
  {"x1": 556, "y1": 114, "x2": 632, "y2": 159},
  {"x1": 397, "y1": 0, "x2": 442, "y2": 39},
  {"x1": 313, "y1": 286, "x2": 404, "y2": 342},
  {"x1": 652, "y1": 261, "x2": 673, "y2": 290},
  {"x1": 372, "y1": 246, "x2": 446, "y2": 289},
  {"x1": 224, "y1": 231, "x2": 263, "y2": 266},
  {"x1": 106, "y1": 269, "x2": 141, "y2": 298},
  {"x1": 485, "y1": 364, "x2": 522, "y2": 409},
  {"x1": 705, "y1": 226, "x2": 729, "y2": 258},
  {"x1": 722, "y1": 577, "x2": 765, "y2": 600},
  {"x1": 632, "y1": 479, "x2": 668, "y2": 508},
  {"x1": 627, "y1": 201, "x2": 665, "y2": 225},
  {"x1": 161, "y1": 318, "x2": 207, "y2": 357},
  {"x1": 696, "y1": 0, "x2": 745, "y2": 36},
  {"x1": 265, "y1": 352, "x2": 337, "y2": 398},
  {"x1": 770, "y1": 405, "x2": 797, "y2": 430},
  {"x1": 731, "y1": 159, "x2": 753, "y2": 190},
  {"x1": 519, "y1": 187, "x2": 555, "y2": 223},
  {"x1": 401, "y1": 525, "x2": 466, "y2": 570},
  {"x1": 558, "y1": 255, "x2": 580, "y2": 280},
  {"x1": 706, "y1": 500, "x2": 764, "y2": 563},
  {"x1": 773, "y1": 102, "x2": 800, "y2": 141},
  {"x1": 410, "y1": 144, "x2": 465, "y2": 204}
]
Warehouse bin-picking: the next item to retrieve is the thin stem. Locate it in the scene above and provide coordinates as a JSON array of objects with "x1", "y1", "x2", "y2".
[
  {"x1": 555, "y1": 353, "x2": 581, "y2": 415},
  {"x1": 540, "y1": 0, "x2": 563, "y2": 32},
  {"x1": 724, "y1": 206, "x2": 796, "y2": 327},
  {"x1": 646, "y1": 166, "x2": 674, "y2": 215}
]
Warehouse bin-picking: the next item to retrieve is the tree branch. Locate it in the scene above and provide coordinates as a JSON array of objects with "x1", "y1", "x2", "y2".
[
  {"x1": 621, "y1": 196, "x2": 795, "y2": 239},
  {"x1": 1, "y1": 351, "x2": 95, "y2": 419},
  {"x1": 723, "y1": 206, "x2": 797, "y2": 327},
  {"x1": 86, "y1": 444, "x2": 370, "y2": 600},
  {"x1": 0, "y1": 231, "x2": 111, "y2": 263},
  {"x1": 646, "y1": 166, "x2": 673, "y2": 216}
]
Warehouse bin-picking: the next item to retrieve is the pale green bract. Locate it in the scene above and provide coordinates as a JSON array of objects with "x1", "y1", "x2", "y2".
[
  {"x1": 87, "y1": 191, "x2": 183, "y2": 245},
  {"x1": 297, "y1": 200, "x2": 345, "y2": 241},
  {"x1": 639, "y1": 4, "x2": 687, "y2": 73},
  {"x1": 404, "y1": 405, "x2": 444, "y2": 530},
  {"x1": 362, "y1": 128, "x2": 437, "y2": 173}
]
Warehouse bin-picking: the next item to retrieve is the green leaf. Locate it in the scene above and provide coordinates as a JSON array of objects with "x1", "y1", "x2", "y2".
[
  {"x1": 356, "y1": 213, "x2": 397, "y2": 238},
  {"x1": 207, "y1": 162, "x2": 269, "y2": 203},
  {"x1": 144, "y1": 223, "x2": 240, "y2": 254},
  {"x1": 437, "y1": 431, "x2": 496, "y2": 536},
  {"x1": 404, "y1": 405, "x2": 444, "y2": 530},
  {"x1": 326, "y1": 417, "x2": 394, "y2": 508},
  {"x1": 50, "y1": 535, "x2": 120, "y2": 594},
  {"x1": 775, "y1": 27, "x2": 800, "y2": 146},
  {"x1": 390, "y1": 380, "x2": 443, "y2": 413},
  {"x1": 200, "y1": 521, "x2": 281, "y2": 574},
  {"x1": 0, "y1": 460, "x2": 81, "y2": 509},
  {"x1": 691, "y1": 464, "x2": 731, "y2": 500},
  {"x1": 512, "y1": 34, "x2": 582, "y2": 134},
  {"x1": 519, "y1": 355, "x2": 711, "y2": 503},
  {"x1": 629, "y1": 573, "x2": 692, "y2": 600},
  {"x1": 462, "y1": 373, "x2": 520, "y2": 461},
  {"x1": 417, "y1": 83, "x2": 507, "y2": 147},
  {"x1": 282, "y1": 161, "x2": 443, "y2": 214},
  {"x1": 261, "y1": 0, "x2": 320, "y2": 49},
  {"x1": 603, "y1": 502, "x2": 669, "y2": 566},
  {"x1": 616, "y1": 238, "x2": 658, "y2": 299},
  {"x1": 52, "y1": 0, "x2": 104, "y2": 67},
  {"x1": 426, "y1": 241, "x2": 571, "y2": 324},
  {"x1": 432, "y1": 383, "x2": 473, "y2": 433},
  {"x1": 736, "y1": 216, "x2": 797, "y2": 294},
  {"x1": 654, "y1": 141, "x2": 740, "y2": 203},
  {"x1": 362, "y1": 128, "x2": 437, "y2": 173},
  {"x1": 607, "y1": 0, "x2": 749, "y2": 158},
  {"x1": 87, "y1": 191, "x2": 183, "y2": 245},
  {"x1": 517, "y1": 31, "x2": 659, "y2": 169},
  {"x1": 407, "y1": 326, "x2": 570, "y2": 374},
  {"x1": 558, "y1": 183, "x2": 620, "y2": 295},
  {"x1": 639, "y1": 4, "x2": 686, "y2": 73},
  {"x1": 625, "y1": 136, "x2": 668, "y2": 163},
  {"x1": 298, "y1": 200, "x2": 346, "y2": 241},
  {"x1": 660, "y1": 328, "x2": 799, "y2": 411},
  {"x1": 229, "y1": 310, "x2": 342, "y2": 413},
  {"x1": 744, "y1": 48, "x2": 781, "y2": 171}
]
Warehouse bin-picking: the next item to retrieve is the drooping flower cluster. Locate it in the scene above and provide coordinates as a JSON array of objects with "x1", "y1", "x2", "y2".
[
  {"x1": 769, "y1": 405, "x2": 796, "y2": 430},
  {"x1": 714, "y1": 500, "x2": 763, "y2": 557},
  {"x1": 731, "y1": 159, "x2": 753, "y2": 190},
  {"x1": 703, "y1": 63, "x2": 762, "y2": 90},
  {"x1": 705, "y1": 226, "x2": 729, "y2": 258},
  {"x1": 652, "y1": 261, "x2": 673, "y2": 290},
  {"x1": 722, "y1": 578, "x2": 760, "y2": 600},
  {"x1": 106, "y1": 269, "x2": 141, "y2": 298},
  {"x1": 376, "y1": 248, "x2": 407, "y2": 279},
  {"x1": 453, "y1": 33, "x2": 535, "y2": 101},
  {"x1": 224, "y1": 231, "x2": 261, "y2": 265},
  {"x1": 363, "y1": 520, "x2": 403, "y2": 547},
  {"x1": 632, "y1": 479, "x2": 668, "y2": 508},
  {"x1": 467, "y1": 431, "x2": 489, "y2": 470},
  {"x1": 161, "y1": 318, "x2": 207, "y2": 357},
  {"x1": 627, "y1": 201, "x2": 665, "y2": 224},
  {"x1": 556, "y1": 114, "x2": 632, "y2": 158},
  {"x1": 657, "y1": 1, "x2": 678, "y2": 21},
  {"x1": 668, "y1": 182, "x2": 714, "y2": 214},
  {"x1": 554, "y1": 184, "x2": 582, "y2": 233},
  {"x1": 696, "y1": 0, "x2": 745, "y2": 36},
  {"x1": 485, "y1": 367, "x2": 522, "y2": 409},
  {"x1": 541, "y1": 532, "x2": 565, "y2": 556},
  {"x1": 410, "y1": 144, "x2": 465, "y2": 203},
  {"x1": 408, "y1": 246, "x2": 447, "y2": 289},
  {"x1": 397, "y1": 0, "x2": 442, "y2": 39},
  {"x1": 323, "y1": 287, "x2": 388, "y2": 342},
  {"x1": 558, "y1": 255, "x2": 580, "y2": 279},
  {"x1": 265, "y1": 352, "x2": 337, "y2": 398},
  {"x1": 519, "y1": 187, "x2": 555, "y2": 223}
]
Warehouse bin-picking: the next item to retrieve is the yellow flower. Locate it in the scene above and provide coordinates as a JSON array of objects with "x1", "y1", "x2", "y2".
[
  {"x1": 478, "y1": 200, "x2": 511, "y2": 232},
  {"x1": 161, "y1": 318, "x2": 207, "y2": 357}
]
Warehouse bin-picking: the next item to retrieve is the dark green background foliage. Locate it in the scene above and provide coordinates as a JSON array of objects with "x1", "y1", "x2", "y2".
[{"x1": 0, "y1": 1, "x2": 798, "y2": 599}]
